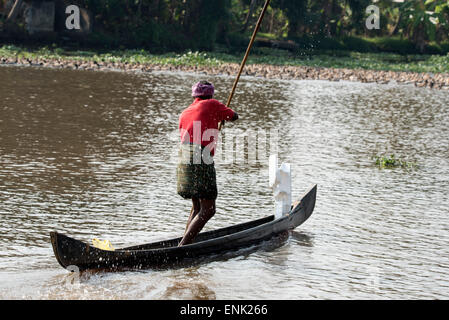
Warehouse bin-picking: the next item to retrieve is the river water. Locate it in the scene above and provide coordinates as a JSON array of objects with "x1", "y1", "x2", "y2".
[{"x1": 0, "y1": 65, "x2": 448, "y2": 300}]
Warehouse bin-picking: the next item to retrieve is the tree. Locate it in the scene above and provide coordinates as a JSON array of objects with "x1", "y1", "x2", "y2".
[
  {"x1": 182, "y1": 0, "x2": 231, "y2": 50},
  {"x1": 426, "y1": 0, "x2": 449, "y2": 41},
  {"x1": 347, "y1": 0, "x2": 371, "y2": 33},
  {"x1": 241, "y1": 0, "x2": 258, "y2": 32},
  {"x1": 271, "y1": 0, "x2": 307, "y2": 37},
  {"x1": 399, "y1": 0, "x2": 446, "y2": 51}
]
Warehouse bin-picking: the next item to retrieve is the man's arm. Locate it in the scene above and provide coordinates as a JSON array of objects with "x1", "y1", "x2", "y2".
[{"x1": 215, "y1": 100, "x2": 239, "y2": 123}]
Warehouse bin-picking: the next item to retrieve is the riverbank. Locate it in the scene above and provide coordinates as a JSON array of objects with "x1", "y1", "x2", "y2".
[{"x1": 1, "y1": 45, "x2": 449, "y2": 89}]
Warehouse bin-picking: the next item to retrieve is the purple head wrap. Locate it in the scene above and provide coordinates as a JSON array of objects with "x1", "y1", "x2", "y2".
[{"x1": 192, "y1": 82, "x2": 214, "y2": 98}]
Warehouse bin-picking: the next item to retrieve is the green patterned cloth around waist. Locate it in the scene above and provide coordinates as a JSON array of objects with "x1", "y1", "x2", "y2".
[{"x1": 176, "y1": 144, "x2": 217, "y2": 200}]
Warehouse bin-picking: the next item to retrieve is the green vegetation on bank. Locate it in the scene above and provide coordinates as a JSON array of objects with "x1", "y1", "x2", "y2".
[{"x1": 1, "y1": 44, "x2": 448, "y2": 74}]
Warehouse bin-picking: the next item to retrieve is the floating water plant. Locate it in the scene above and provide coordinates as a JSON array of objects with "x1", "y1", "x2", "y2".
[{"x1": 374, "y1": 154, "x2": 417, "y2": 169}]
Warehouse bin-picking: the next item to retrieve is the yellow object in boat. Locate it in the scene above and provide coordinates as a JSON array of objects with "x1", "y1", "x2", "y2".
[{"x1": 92, "y1": 238, "x2": 115, "y2": 251}]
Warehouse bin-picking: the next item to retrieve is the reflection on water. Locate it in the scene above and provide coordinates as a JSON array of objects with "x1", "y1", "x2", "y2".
[
  {"x1": 289, "y1": 231, "x2": 313, "y2": 247},
  {"x1": 0, "y1": 65, "x2": 449, "y2": 299},
  {"x1": 161, "y1": 268, "x2": 217, "y2": 300}
]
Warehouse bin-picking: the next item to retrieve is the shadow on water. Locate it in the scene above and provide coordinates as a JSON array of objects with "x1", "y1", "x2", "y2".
[
  {"x1": 289, "y1": 231, "x2": 314, "y2": 247},
  {"x1": 160, "y1": 267, "x2": 217, "y2": 300}
]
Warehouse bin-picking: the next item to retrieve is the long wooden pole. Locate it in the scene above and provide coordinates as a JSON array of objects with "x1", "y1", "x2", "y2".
[{"x1": 219, "y1": 0, "x2": 271, "y2": 131}]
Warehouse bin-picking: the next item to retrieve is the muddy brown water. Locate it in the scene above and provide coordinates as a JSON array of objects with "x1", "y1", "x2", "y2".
[{"x1": 0, "y1": 65, "x2": 448, "y2": 299}]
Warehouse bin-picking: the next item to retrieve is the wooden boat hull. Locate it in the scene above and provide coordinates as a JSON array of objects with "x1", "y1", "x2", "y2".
[{"x1": 50, "y1": 185, "x2": 317, "y2": 271}]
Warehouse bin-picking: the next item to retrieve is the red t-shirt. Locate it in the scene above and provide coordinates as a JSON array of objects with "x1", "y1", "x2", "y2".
[{"x1": 179, "y1": 98, "x2": 236, "y2": 156}]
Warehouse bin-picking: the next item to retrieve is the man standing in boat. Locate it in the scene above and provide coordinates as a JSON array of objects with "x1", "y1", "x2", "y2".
[{"x1": 177, "y1": 81, "x2": 239, "y2": 246}]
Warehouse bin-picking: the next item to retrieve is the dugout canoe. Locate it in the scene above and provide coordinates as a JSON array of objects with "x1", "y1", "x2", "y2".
[{"x1": 50, "y1": 185, "x2": 317, "y2": 271}]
